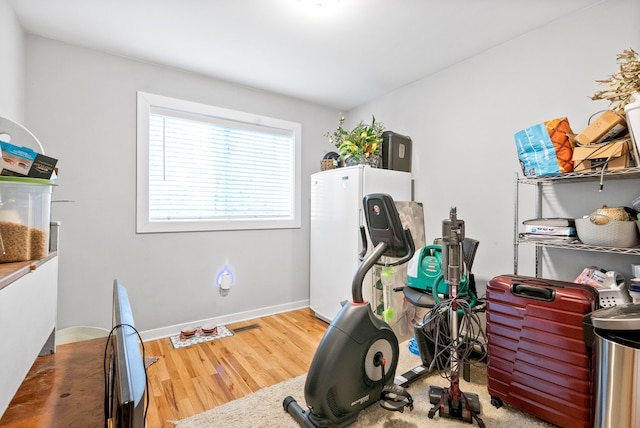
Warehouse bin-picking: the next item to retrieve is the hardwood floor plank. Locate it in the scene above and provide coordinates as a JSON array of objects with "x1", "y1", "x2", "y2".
[{"x1": 0, "y1": 308, "x2": 328, "y2": 428}]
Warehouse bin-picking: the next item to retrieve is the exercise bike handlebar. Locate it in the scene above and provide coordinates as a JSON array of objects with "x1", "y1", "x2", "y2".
[
  {"x1": 352, "y1": 241, "x2": 388, "y2": 304},
  {"x1": 351, "y1": 228, "x2": 414, "y2": 303},
  {"x1": 352, "y1": 194, "x2": 416, "y2": 303}
]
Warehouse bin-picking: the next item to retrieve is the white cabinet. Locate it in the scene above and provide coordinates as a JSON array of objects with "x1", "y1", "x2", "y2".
[
  {"x1": 514, "y1": 168, "x2": 640, "y2": 277},
  {"x1": 0, "y1": 254, "x2": 58, "y2": 418},
  {"x1": 309, "y1": 166, "x2": 412, "y2": 322}
]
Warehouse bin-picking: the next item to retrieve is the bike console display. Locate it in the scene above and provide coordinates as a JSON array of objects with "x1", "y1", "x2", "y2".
[{"x1": 364, "y1": 193, "x2": 412, "y2": 259}]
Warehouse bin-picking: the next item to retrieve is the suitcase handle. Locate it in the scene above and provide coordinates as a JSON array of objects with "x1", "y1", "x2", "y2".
[{"x1": 512, "y1": 283, "x2": 555, "y2": 301}]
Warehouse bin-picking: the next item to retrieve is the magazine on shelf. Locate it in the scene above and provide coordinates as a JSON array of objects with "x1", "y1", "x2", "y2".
[
  {"x1": 523, "y1": 218, "x2": 576, "y2": 237},
  {"x1": 521, "y1": 233, "x2": 578, "y2": 243}
]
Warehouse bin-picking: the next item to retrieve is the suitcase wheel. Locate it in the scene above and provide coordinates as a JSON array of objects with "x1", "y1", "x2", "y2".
[{"x1": 490, "y1": 396, "x2": 503, "y2": 408}]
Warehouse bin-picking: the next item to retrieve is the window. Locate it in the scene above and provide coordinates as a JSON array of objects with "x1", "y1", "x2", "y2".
[{"x1": 136, "y1": 92, "x2": 301, "y2": 233}]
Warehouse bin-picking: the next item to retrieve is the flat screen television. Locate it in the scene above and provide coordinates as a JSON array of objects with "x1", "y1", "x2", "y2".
[{"x1": 105, "y1": 280, "x2": 147, "y2": 428}]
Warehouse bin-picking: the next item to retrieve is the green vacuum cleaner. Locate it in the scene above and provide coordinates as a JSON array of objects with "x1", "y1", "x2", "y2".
[
  {"x1": 398, "y1": 237, "x2": 484, "y2": 393},
  {"x1": 406, "y1": 244, "x2": 477, "y2": 307}
]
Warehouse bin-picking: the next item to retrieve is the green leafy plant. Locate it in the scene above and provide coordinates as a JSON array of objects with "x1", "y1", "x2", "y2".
[
  {"x1": 591, "y1": 48, "x2": 640, "y2": 112},
  {"x1": 325, "y1": 114, "x2": 385, "y2": 163}
]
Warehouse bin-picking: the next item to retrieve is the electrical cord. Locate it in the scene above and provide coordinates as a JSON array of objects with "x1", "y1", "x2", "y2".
[
  {"x1": 103, "y1": 323, "x2": 150, "y2": 428},
  {"x1": 598, "y1": 145, "x2": 620, "y2": 191},
  {"x1": 578, "y1": 110, "x2": 632, "y2": 191},
  {"x1": 417, "y1": 298, "x2": 488, "y2": 381},
  {"x1": 586, "y1": 110, "x2": 606, "y2": 125},
  {"x1": 572, "y1": 138, "x2": 629, "y2": 191}
]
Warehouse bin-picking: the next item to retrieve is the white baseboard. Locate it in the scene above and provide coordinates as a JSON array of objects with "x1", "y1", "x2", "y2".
[{"x1": 140, "y1": 299, "x2": 310, "y2": 342}]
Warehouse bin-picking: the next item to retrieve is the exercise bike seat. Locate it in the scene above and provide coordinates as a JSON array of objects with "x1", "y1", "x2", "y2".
[{"x1": 403, "y1": 285, "x2": 437, "y2": 308}]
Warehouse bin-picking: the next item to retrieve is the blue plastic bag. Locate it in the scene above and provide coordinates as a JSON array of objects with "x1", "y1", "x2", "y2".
[{"x1": 515, "y1": 123, "x2": 561, "y2": 177}]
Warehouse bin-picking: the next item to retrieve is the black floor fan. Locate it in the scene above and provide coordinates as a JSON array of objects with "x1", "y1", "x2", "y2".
[{"x1": 284, "y1": 193, "x2": 416, "y2": 427}]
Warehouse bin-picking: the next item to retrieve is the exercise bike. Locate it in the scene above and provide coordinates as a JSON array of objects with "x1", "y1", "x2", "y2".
[{"x1": 284, "y1": 193, "x2": 416, "y2": 427}]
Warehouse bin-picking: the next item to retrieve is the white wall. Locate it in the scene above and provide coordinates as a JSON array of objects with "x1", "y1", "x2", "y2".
[
  {"x1": 19, "y1": 0, "x2": 640, "y2": 335},
  {"x1": 349, "y1": 0, "x2": 640, "y2": 294},
  {"x1": 0, "y1": 0, "x2": 24, "y2": 122},
  {"x1": 24, "y1": 36, "x2": 338, "y2": 335}
]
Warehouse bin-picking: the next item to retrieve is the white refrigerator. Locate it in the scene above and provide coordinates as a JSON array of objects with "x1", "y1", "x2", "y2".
[{"x1": 309, "y1": 165, "x2": 412, "y2": 322}]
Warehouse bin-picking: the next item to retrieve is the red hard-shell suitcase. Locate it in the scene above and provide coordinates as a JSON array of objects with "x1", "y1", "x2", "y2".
[{"x1": 486, "y1": 274, "x2": 599, "y2": 428}]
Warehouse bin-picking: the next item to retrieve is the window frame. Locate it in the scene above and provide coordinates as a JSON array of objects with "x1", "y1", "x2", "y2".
[{"x1": 136, "y1": 91, "x2": 302, "y2": 233}]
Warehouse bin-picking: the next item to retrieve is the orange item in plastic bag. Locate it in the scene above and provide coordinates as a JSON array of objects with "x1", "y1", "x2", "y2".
[{"x1": 544, "y1": 117, "x2": 575, "y2": 173}]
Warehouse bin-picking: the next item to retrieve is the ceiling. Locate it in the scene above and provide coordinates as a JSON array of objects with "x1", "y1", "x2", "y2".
[{"x1": 8, "y1": 0, "x2": 604, "y2": 110}]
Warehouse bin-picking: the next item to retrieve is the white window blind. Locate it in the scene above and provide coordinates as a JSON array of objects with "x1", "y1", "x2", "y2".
[{"x1": 137, "y1": 92, "x2": 301, "y2": 233}]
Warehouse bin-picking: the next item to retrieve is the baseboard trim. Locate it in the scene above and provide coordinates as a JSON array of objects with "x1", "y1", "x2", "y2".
[{"x1": 140, "y1": 299, "x2": 310, "y2": 342}]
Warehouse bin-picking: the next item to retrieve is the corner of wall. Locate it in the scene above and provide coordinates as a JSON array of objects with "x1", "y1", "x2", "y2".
[{"x1": 0, "y1": 1, "x2": 25, "y2": 122}]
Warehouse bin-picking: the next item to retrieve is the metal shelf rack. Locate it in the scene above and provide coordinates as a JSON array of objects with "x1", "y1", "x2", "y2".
[{"x1": 513, "y1": 167, "x2": 640, "y2": 276}]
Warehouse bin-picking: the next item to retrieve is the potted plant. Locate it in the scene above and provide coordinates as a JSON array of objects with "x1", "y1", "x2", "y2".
[
  {"x1": 326, "y1": 114, "x2": 385, "y2": 167},
  {"x1": 591, "y1": 48, "x2": 640, "y2": 112}
]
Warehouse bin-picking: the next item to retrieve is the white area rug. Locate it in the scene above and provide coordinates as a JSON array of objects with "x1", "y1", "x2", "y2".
[{"x1": 172, "y1": 342, "x2": 557, "y2": 428}]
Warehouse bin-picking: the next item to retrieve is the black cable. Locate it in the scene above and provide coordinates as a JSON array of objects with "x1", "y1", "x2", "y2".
[
  {"x1": 587, "y1": 110, "x2": 607, "y2": 125},
  {"x1": 572, "y1": 139, "x2": 615, "y2": 172},
  {"x1": 575, "y1": 110, "x2": 631, "y2": 190},
  {"x1": 103, "y1": 334, "x2": 112, "y2": 428},
  {"x1": 103, "y1": 323, "x2": 150, "y2": 428},
  {"x1": 571, "y1": 138, "x2": 629, "y2": 191},
  {"x1": 418, "y1": 298, "x2": 488, "y2": 381}
]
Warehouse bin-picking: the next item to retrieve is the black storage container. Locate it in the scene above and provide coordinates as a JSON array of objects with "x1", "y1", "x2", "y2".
[{"x1": 382, "y1": 131, "x2": 412, "y2": 172}]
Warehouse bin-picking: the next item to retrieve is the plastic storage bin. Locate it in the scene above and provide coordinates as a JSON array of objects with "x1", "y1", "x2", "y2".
[
  {"x1": 0, "y1": 177, "x2": 53, "y2": 263},
  {"x1": 575, "y1": 215, "x2": 640, "y2": 247}
]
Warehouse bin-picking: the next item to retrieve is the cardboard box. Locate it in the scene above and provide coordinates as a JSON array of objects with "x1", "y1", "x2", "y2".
[
  {"x1": 574, "y1": 110, "x2": 627, "y2": 145},
  {"x1": 0, "y1": 140, "x2": 57, "y2": 179},
  {"x1": 572, "y1": 138, "x2": 633, "y2": 172}
]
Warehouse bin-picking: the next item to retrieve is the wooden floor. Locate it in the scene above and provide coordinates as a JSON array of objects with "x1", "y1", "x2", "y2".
[{"x1": 0, "y1": 308, "x2": 328, "y2": 428}]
